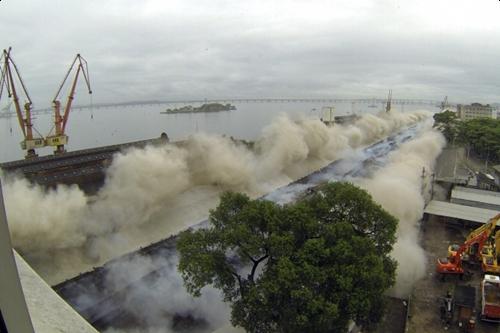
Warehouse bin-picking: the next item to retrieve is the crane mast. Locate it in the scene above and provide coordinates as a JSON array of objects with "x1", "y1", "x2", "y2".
[
  {"x1": 385, "y1": 89, "x2": 392, "y2": 113},
  {"x1": 0, "y1": 48, "x2": 44, "y2": 158},
  {"x1": 440, "y1": 96, "x2": 449, "y2": 111},
  {"x1": 46, "y1": 54, "x2": 92, "y2": 154}
]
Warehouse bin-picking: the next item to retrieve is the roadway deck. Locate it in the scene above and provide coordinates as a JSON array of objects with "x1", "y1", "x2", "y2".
[
  {"x1": 0, "y1": 136, "x2": 169, "y2": 193},
  {"x1": 51, "y1": 126, "x2": 421, "y2": 332}
]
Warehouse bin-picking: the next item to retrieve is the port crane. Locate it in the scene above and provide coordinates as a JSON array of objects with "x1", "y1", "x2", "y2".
[
  {"x1": 440, "y1": 96, "x2": 449, "y2": 111},
  {"x1": 437, "y1": 213, "x2": 500, "y2": 277},
  {"x1": 0, "y1": 48, "x2": 45, "y2": 158},
  {"x1": 46, "y1": 54, "x2": 92, "y2": 154},
  {"x1": 385, "y1": 89, "x2": 392, "y2": 113}
]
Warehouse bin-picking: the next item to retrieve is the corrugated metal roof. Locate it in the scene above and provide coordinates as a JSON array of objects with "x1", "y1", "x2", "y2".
[
  {"x1": 424, "y1": 200, "x2": 499, "y2": 224},
  {"x1": 451, "y1": 186, "x2": 500, "y2": 207}
]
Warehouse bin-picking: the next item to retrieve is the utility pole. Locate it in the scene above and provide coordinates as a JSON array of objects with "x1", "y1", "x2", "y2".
[{"x1": 421, "y1": 166, "x2": 427, "y2": 198}]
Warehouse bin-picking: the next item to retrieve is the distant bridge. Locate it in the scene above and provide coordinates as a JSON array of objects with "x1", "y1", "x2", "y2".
[{"x1": 1, "y1": 97, "x2": 452, "y2": 118}]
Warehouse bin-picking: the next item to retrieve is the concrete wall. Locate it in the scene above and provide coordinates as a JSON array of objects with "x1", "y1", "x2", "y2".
[{"x1": 0, "y1": 181, "x2": 35, "y2": 333}]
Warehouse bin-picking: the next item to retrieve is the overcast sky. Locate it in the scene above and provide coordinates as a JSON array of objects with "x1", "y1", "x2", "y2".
[{"x1": 1, "y1": 0, "x2": 500, "y2": 107}]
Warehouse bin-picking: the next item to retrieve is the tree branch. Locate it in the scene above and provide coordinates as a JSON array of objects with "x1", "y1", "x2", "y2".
[
  {"x1": 226, "y1": 266, "x2": 246, "y2": 298},
  {"x1": 248, "y1": 253, "x2": 269, "y2": 283},
  {"x1": 236, "y1": 241, "x2": 258, "y2": 263}
]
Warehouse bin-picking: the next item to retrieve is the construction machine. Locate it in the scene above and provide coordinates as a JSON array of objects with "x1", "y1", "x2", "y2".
[
  {"x1": 436, "y1": 213, "x2": 500, "y2": 277},
  {"x1": 0, "y1": 48, "x2": 45, "y2": 158},
  {"x1": 446, "y1": 213, "x2": 500, "y2": 263},
  {"x1": 46, "y1": 54, "x2": 91, "y2": 154},
  {"x1": 481, "y1": 275, "x2": 500, "y2": 322},
  {"x1": 455, "y1": 285, "x2": 476, "y2": 332},
  {"x1": 482, "y1": 230, "x2": 500, "y2": 274}
]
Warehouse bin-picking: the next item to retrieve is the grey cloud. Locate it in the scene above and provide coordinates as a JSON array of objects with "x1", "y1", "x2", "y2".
[{"x1": 1, "y1": 0, "x2": 500, "y2": 106}]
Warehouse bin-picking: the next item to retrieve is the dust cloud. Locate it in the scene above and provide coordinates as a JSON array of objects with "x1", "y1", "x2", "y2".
[
  {"x1": 3, "y1": 110, "x2": 431, "y2": 284},
  {"x1": 357, "y1": 128, "x2": 446, "y2": 297},
  {"x1": 101, "y1": 254, "x2": 231, "y2": 333},
  {"x1": 93, "y1": 122, "x2": 445, "y2": 333}
]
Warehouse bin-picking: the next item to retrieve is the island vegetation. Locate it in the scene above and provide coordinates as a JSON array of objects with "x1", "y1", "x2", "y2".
[
  {"x1": 161, "y1": 103, "x2": 236, "y2": 114},
  {"x1": 177, "y1": 182, "x2": 398, "y2": 333}
]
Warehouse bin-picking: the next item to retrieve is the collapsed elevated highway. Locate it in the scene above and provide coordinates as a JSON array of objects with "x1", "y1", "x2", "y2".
[
  {"x1": 0, "y1": 136, "x2": 170, "y2": 193},
  {"x1": 52, "y1": 124, "x2": 422, "y2": 332}
]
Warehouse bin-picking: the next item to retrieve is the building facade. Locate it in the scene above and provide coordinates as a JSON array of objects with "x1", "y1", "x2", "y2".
[{"x1": 457, "y1": 103, "x2": 494, "y2": 120}]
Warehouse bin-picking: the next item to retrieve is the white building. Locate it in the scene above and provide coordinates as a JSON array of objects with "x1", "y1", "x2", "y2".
[{"x1": 457, "y1": 103, "x2": 494, "y2": 121}]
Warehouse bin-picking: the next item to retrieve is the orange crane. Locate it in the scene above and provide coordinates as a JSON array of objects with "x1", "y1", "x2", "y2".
[
  {"x1": 0, "y1": 48, "x2": 45, "y2": 158},
  {"x1": 46, "y1": 54, "x2": 91, "y2": 154},
  {"x1": 437, "y1": 213, "x2": 500, "y2": 278}
]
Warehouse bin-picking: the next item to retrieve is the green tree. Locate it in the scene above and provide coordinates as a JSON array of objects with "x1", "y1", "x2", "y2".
[
  {"x1": 433, "y1": 110, "x2": 459, "y2": 143},
  {"x1": 458, "y1": 118, "x2": 500, "y2": 163},
  {"x1": 177, "y1": 182, "x2": 398, "y2": 333}
]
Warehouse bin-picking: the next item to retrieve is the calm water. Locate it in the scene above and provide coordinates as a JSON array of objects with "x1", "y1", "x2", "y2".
[{"x1": 0, "y1": 101, "x2": 432, "y2": 162}]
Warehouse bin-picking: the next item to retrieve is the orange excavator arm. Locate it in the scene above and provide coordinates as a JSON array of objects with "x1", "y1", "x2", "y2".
[{"x1": 437, "y1": 213, "x2": 500, "y2": 275}]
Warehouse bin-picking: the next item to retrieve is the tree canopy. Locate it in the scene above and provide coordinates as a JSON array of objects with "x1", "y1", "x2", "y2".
[
  {"x1": 177, "y1": 182, "x2": 398, "y2": 333},
  {"x1": 458, "y1": 118, "x2": 500, "y2": 163},
  {"x1": 433, "y1": 110, "x2": 459, "y2": 142},
  {"x1": 433, "y1": 112, "x2": 500, "y2": 163}
]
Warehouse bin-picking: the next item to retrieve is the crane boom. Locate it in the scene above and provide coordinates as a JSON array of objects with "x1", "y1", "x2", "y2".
[
  {"x1": 467, "y1": 215, "x2": 499, "y2": 242},
  {"x1": 0, "y1": 48, "x2": 44, "y2": 158},
  {"x1": 2, "y1": 49, "x2": 25, "y2": 137},
  {"x1": 47, "y1": 54, "x2": 92, "y2": 154}
]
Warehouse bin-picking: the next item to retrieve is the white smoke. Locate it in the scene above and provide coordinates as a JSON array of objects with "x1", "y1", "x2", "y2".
[
  {"x1": 183, "y1": 134, "x2": 254, "y2": 190},
  {"x1": 87, "y1": 145, "x2": 191, "y2": 235},
  {"x1": 3, "y1": 110, "x2": 431, "y2": 284},
  {"x1": 96, "y1": 122, "x2": 445, "y2": 333},
  {"x1": 101, "y1": 254, "x2": 231, "y2": 333},
  {"x1": 357, "y1": 127, "x2": 446, "y2": 297}
]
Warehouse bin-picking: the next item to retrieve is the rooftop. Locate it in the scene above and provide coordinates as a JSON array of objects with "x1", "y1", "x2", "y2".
[
  {"x1": 451, "y1": 186, "x2": 500, "y2": 208},
  {"x1": 424, "y1": 200, "x2": 498, "y2": 224}
]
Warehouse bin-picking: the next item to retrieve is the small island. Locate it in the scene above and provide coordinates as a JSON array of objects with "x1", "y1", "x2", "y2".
[{"x1": 161, "y1": 103, "x2": 236, "y2": 114}]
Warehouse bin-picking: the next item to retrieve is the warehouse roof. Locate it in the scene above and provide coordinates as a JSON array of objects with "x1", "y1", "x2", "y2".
[
  {"x1": 424, "y1": 200, "x2": 498, "y2": 224},
  {"x1": 451, "y1": 186, "x2": 500, "y2": 208}
]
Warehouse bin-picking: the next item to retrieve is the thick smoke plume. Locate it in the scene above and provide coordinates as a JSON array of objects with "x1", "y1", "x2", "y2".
[
  {"x1": 93, "y1": 122, "x2": 445, "y2": 333},
  {"x1": 3, "y1": 110, "x2": 430, "y2": 284},
  {"x1": 357, "y1": 128, "x2": 446, "y2": 297},
  {"x1": 2, "y1": 109, "x2": 444, "y2": 333},
  {"x1": 101, "y1": 254, "x2": 231, "y2": 333}
]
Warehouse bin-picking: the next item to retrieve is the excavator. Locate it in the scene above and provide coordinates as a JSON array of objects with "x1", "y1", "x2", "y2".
[
  {"x1": 448, "y1": 213, "x2": 500, "y2": 259},
  {"x1": 437, "y1": 213, "x2": 500, "y2": 278},
  {"x1": 482, "y1": 230, "x2": 500, "y2": 274},
  {"x1": 0, "y1": 48, "x2": 45, "y2": 158},
  {"x1": 46, "y1": 54, "x2": 92, "y2": 154}
]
